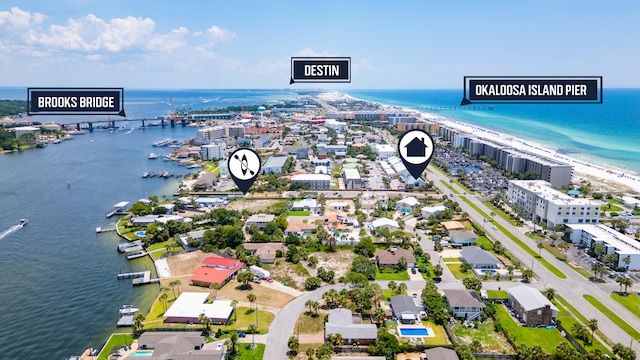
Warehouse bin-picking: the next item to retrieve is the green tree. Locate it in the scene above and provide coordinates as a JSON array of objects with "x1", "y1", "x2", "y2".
[
  {"x1": 287, "y1": 336, "x2": 299, "y2": 356},
  {"x1": 228, "y1": 332, "x2": 238, "y2": 355},
  {"x1": 159, "y1": 292, "x2": 168, "y2": 313},
  {"x1": 537, "y1": 242, "x2": 544, "y2": 256},
  {"x1": 542, "y1": 288, "x2": 556, "y2": 300},
  {"x1": 230, "y1": 299, "x2": 239, "y2": 322},
  {"x1": 132, "y1": 313, "x2": 145, "y2": 336},
  {"x1": 612, "y1": 343, "x2": 636, "y2": 360},
  {"x1": 315, "y1": 342, "x2": 333, "y2": 359},
  {"x1": 327, "y1": 333, "x2": 344, "y2": 347},
  {"x1": 209, "y1": 282, "x2": 220, "y2": 299},
  {"x1": 463, "y1": 277, "x2": 482, "y2": 292},
  {"x1": 374, "y1": 307, "x2": 386, "y2": 326},
  {"x1": 169, "y1": 280, "x2": 181, "y2": 299},
  {"x1": 522, "y1": 269, "x2": 534, "y2": 282},
  {"x1": 247, "y1": 293, "x2": 257, "y2": 311},
  {"x1": 304, "y1": 277, "x2": 322, "y2": 291},
  {"x1": 433, "y1": 264, "x2": 443, "y2": 279},
  {"x1": 237, "y1": 270, "x2": 254, "y2": 290},
  {"x1": 351, "y1": 255, "x2": 376, "y2": 280},
  {"x1": 460, "y1": 261, "x2": 472, "y2": 273},
  {"x1": 130, "y1": 201, "x2": 153, "y2": 216},
  {"x1": 248, "y1": 323, "x2": 258, "y2": 347},
  {"x1": 369, "y1": 328, "x2": 399, "y2": 359},
  {"x1": 587, "y1": 318, "x2": 598, "y2": 344},
  {"x1": 198, "y1": 312, "x2": 212, "y2": 335},
  {"x1": 354, "y1": 236, "x2": 376, "y2": 257}
]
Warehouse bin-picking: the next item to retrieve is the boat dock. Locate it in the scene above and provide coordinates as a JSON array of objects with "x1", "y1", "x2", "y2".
[
  {"x1": 117, "y1": 240, "x2": 144, "y2": 252},
  {"x1": 117, "y1": 270, "x2": 160, "y2": 286},
  {"x1": 105, "y1": 201, "x2": 130, "y2": 218},
  {"x1": 117, "y1": 315, "x2": 134, "y2": 327},
  {"x1": 96, "y1": 226, "x2": 117, "y2": 233}
]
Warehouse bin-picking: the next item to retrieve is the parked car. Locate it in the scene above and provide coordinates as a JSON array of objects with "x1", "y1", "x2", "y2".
[
  {"x1": 411, "y1": 268, "x2": 417, "y2": 274},
  {"x1": 252, "y1": 276, "x2": 262, "y2": 284},
  {"x1": 238, "y1": 332, "x2": 246, "y2": 338},
  {"x1": 265, "y1": 277, "x2": 274, "y2": 283}
]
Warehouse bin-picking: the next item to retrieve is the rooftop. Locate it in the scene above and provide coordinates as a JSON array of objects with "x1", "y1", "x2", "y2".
[
  {"x1": 164, "y1": 292, "x2": 233, "y2": 321},
  {"x1": 509, "y1": 285, "x2": 558, "y2": 312}
]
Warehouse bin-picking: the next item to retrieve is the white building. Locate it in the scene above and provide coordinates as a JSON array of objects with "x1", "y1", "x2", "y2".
[
  {"x1": 396, "y1": 197, "x2": 421, "y2": 213},
  {"x1": 421, "y1": 205, "x2": 447, "y2": 218},
  {"x1": 370, "y1": 218, "x2": 400, "y2": 234},
  {"x1": 329, "y1": 202, "x2": 349, "y2": 211},
  {"x1": 291, "y1": 174, "x2": 331, "y2": 190},
  {"x1": 507, "y1": 180, "x2": 600, "y2": 228},
  {"x1": 324, "y1": 118, "x2": 347, "y2": 131},
  {"x1": 245, "y1": 214, "x2": 275, "y2": 230},
  {"x1": 164, "y1": 292, "x2": 233, "y2": 324},
  {"x1": 200, "y1": 142, "x2": 226, "y2": 160},
  {"x1": 263, "y1": 156, "x2": 288, "y2": 174},
  {"x1": 375, "y1": 144, "x2": 396, "y2": 160},
  {"x1": 387, "y1": 157, "x2": 409, "y2": 178},
  {"x1": 196, "y1": 125, "x2": 227, "y2": 141},
  {"x1": 343, "y1": 168, "x2": 361, "y2": 190},
  {"x1": 566, "y1": 224, "x2": 640, "y2": 270},
  {"x1": 292, "y1": 198, "x2": 320, "y2": 211},
  {"x1": 14, "y1": 126, "x2": 40, "y2": 138}
]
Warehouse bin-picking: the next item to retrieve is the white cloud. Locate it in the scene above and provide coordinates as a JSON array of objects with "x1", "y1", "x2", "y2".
[
  {"x1": 0, "y1": 7, "x2": 46, "y2": 29},
  {"x1": 146, "y1": 26, "x2": 189, "y2": 52},
  {"x1": 293, "y1": 47, "x2": 335, "y2": 57},
  {"x1": 203, "y1": 25, "x2": 236, "y2": 46},
  {"x1": 32, "y1": 14, "x2": 155, "y2": 52}
]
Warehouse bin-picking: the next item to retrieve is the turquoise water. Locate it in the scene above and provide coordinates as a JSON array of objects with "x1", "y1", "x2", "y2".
[
  {"x1": 345, "y1": 89, "x2": 640, "y2": 174},
  {"x1": 399, "y1": 327, "x2": 429, "y2": 336},
  {"x1": 130, "y1": 350, "x2": 154, "y2": 357}
]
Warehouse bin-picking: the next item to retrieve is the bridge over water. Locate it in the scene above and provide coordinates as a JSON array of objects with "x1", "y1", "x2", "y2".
[{"x1": 58, "y1": 116, "x2": 197, "y2": 131}]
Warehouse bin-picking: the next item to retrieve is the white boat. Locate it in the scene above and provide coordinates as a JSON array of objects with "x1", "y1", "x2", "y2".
[
  {"x1": 187, "y1": 163, "x2": 203, "y2": 169},
  {"x1": 119, "y1": 305, "x2": 140, "y2": 315},
  {"x1": 19, "y1": 219, "x2": 28, "y2": 226},
  {"x1": 148, "y1": 152, "x2": 159, "y2": 159},
  {"x1": 142, "y1": 172, "x2": 149, "y2": 178}
]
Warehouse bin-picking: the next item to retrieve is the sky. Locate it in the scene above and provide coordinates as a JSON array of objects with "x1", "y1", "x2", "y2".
[{"x1": 0, "y1": 0, "x2": 638, "y2": 89}]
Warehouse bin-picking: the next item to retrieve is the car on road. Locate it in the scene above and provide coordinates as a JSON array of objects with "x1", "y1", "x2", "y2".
[
  {"x1": 238, "y1": 332, "x2": 246, "y2": 338},
  {"x1": 493, "y1": 226, "x2": 498, "y2": 230},
  {"x1": 265, "y1": 277, "x2": 274, "y2": 282},
  {"x1": 411, "y1": 268, "x2": 416, "y2": 274}
]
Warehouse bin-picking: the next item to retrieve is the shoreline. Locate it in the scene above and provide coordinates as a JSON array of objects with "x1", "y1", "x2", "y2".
[{"x1": 318, "y1": 92, "x2": 640, "y2": 193}]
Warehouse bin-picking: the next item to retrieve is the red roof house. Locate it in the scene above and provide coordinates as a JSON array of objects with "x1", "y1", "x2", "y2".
[{"x1": 190, "y1": 257, "x2": 244, "y2": 288}]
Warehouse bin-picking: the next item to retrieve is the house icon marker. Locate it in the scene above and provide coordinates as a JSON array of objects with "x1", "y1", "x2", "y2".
[{"x1": 405, "y1": 137, "x2": 429, "y2": 157}]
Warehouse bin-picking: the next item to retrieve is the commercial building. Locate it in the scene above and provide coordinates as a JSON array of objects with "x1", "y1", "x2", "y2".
[
  {"x1": 200, "y1": 142, "x2": 226, "y2": 160},
  {"x1": 343, "y1": 168, "x2": 362, "y2": 190},
  {"x1": 14, "y1": 126, "x2": 40, "y2": 138},
  {"x1": 566, "y1": 223, "x2": 640, "y2": 270},
  {"x1": 374, "y1": 144, "x2": 396, "y2": 160},
  {"x1": 396, "y1": 122, "x2": 440, "y2": 135},
  {"x1": 263, "y1": 156, "x2": 288, "y2": 174},
  {"x1": 196, "y1": 125, "x2": 226, "y2": 141},
  {"x1": 290, "y1": 174, "x2": 331, "y2": 190},
  {"x1": 507, "y1": 180, "x2": 601, "y2": 228},
  {"x1": 164, "y1": 292, "x2": 234, "y2": 325}
]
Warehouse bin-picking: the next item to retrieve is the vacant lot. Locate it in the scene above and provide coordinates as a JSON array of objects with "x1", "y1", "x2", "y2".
[
  {"x1": 227, "y1": 198, "x2": 281, "y2": 212},
  {"x1": 166, "y1": 250, "x2": 217, "y2": 276},
  {"x1": 453, "y1": 320, "x2": 514, "y2": 353}
]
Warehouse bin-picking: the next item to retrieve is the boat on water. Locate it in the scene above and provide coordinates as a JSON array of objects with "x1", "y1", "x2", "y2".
[
  {"x1": 142, "y1": 172, "x2": 149, "y2": 178},
  {"x1": 19, "y1": 219, "x2": 28, "y2": 226},
  {"x1": 148, "y1": 152, "x2": 159, "y2": 159},
  {"x1": 187, "y1": 163, "x2": 203, "y2": 169},
  {"x1": 153, "y1": 138, "x2": 174, "y2": 147},
  {"x1": 119, "y1": 305, "x2": 140, "y2": 315}
]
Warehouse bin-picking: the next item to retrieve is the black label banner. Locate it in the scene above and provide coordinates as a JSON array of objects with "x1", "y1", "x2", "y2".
[
  {"x1": 28, "y1": 88, "x2": 126, "y2": 116},
  {"x1": 290, "y1": 57, "x2": 351, "y2": 84}
]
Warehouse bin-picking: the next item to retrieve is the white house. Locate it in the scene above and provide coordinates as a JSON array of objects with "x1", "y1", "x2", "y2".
[
  {"x1": 396, "y1": 197, "x2": 421, "y2": 213},
  {"x1": 370, "y1": 218, "x2": 399, "y2": 234},
  {"x1": 421, "y1": 205, "x2": 447, "y2": 218}
]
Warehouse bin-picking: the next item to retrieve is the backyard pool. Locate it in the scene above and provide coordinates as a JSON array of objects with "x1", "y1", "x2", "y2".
[
  {"x1": 129, "y1": 350, "x2": 153, "y2": 357},
  {"x1": 399, "y1": 327, "x2": 430, "y2": 337},
  {"x1": 480, "y1": 269, "x2": 497, "y2": 274},
  {"x1": 135, "y1": 231, "x2": 146, "y2": 237}
]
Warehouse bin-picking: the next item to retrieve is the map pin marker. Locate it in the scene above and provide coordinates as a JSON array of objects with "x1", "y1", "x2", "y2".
[
  {"x1": 398, "y1": 129, "x2": 435, "y2": 180},
  {"x1": 228, "y1": 148, "x2": 262, "y2": 194}
]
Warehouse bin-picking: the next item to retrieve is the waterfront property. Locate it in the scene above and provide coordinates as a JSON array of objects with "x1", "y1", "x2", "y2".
[
  {"x1": 324, "y1": 308, "x2": 378, "y2": 345},
  {"x1": 164, "y1": 292, "x2": 233, "y2": 325},
  {"x1": 128, "y1": 331, "x2": 225, "y2": 359},
  {"x1": 190, "y1": 257, "x2": 244, "y2": 288},
  {"x1": 508, "y1": 285, "x2": 558, "y2": 326}
]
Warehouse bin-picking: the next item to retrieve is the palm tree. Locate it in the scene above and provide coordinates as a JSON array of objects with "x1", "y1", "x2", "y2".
[
  {"x1": 622, "y1": 256, "x2": 631, "y2": 270},
  {"x1": 373, "y1": 307, "x2": 386, "y2": 326},
  {"x1": 237, "y1": 270, "x2": 254, "y2": 290},
  {"x1": 311, "y1": 300, "x2": 320, "y2": 316},
  {"x1": 557, "y1": 242, "x2": 569, "y2": 260},
  {"x1": 209, "y1": 282, "x2": 220, "y2": 299},
  {"x1": 287, "y1": 336, "x2": 299, "y2": 356},
  {"x1": 229, "y1": 332, "x2": 238, "y2": 355},
  {"x1": 397, "y1": 282, "x2": 407, "y2": 295},
  {"x1": 587, "y1": 318, "x2": 598, "y2": 344},
  {"x1": 168, "y1": 280, "x2": 180, "y2": 299},
  {"x1": 327, "y1": 333, "x2": 344, "y2": 347},
  {"x1": 133, "y1": 312, "x2": 145, "y2": 336},
  {"x1": 247, "y1": 293, "x2": 257, "y2": 311},
  {"x1": 369, "y1": 283, "x2": 382, "y2": 309},
  {"x1": 387, "y1": 280, "x2": 397, "y2": 292},
  {"x1": 489, "y1": 211, "x2": 496, "y2": 219},
  {"x1": 593, "y1": 242, "x2": 606, "y2": 261},
  {"x1": 616, "y1": 276, "x2": 626, "y2": 292},
  {"x1": 230, "y1": 299, "x2": 238, "y2": 322},
  {"x1": 305, "y1": 300, "x2": 314, "y2": 315},
  {"x1": 572, "y1": 323, "x2": 589, "y2": 342},
  {"x1": 522, "y1": 269, "x2": 534, "y2": 282},
  {"x1": 305, "y1": 346, "x2": 315, "y2": 360},
  {"x1": 198, "y1": 312, "x2": 212, "y2": 335},
  {"x1": 621, "y1": 277, "x2": 633, "y2": 294},
  {"x1": 159, "y1": 292, "x2": 169, "y2": 313},
  {"x1": 537, "y1": 242, "x2": 544, "y2": 256},
  {"x1": 542, "y1": 288, "x2": 556, "y2": 301},
  {"x1": 248, "y1": 323, "x2": 258, "y2": 348},
  {"x1": 433, "y1": 264, "x2": 443, "y2": 279}
]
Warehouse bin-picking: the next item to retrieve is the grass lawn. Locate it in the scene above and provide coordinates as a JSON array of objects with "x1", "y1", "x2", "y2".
[
  {"x1": 97, "y1": 333, "x2": 134, "y2": 360},
  {"x1": 604, "y1": 201, "x2": 624, "y2": 212},
  {"x1": 553, "y1": 299, "x2": 611, "y2": 356},
  {"x1": 496, "y1": 305, "x2": 567, "y2": 354},
  {"x1": 487, "y1": 290, "x2": 509, "y2": 299},
  {"x1": 145, "y1": 305, "x2": 274, "y2": 333},
  {"x1": 526, "y1": 232, "x2": 546, "y2": 241},
  {"x1": 295, "y1": 310, "x2": 329, "y2": 334},
  {"x1": 482, "y1": 201, "x2": 521, "y2": 227},
  {"x1": 445, "y1": 263, "x2": 476, "y2": 280},
  {"x1": 288, "y1": 210, "x2": 311, "y2": 216},
  {"x1": 234, "y1": 343, "x2": 265, "y2": 360},
  {"x1": 376, "y1": 268, "x2": 409, "y2": 281},
  {"x1": 452, "y1": 320, "x2": 513, "y2": 353},
  {"x1": 147, "y1": 240, "x2": 183, "y2": 260},
  {"x1": 421, "y1": 321, "x2": 451, "y2": 345},
  {"x1": 476, "y1": 236, "x2": 494, "y2": 251},
  {"x1": 442, "y1": 257, "x2": 460, "y2": 263},
  {"x1": 383, "y1": 289, "x2": 394, "y2": 302},
  {"x1": 611, "y1": 292, "x2": 640, "y2": 319},
  {"x1": 583, "y1": 295, "x2": 640, "y2": 340},
  {"x1": 460, "y1": 196, "x2": 567, "y2": 279},
  {"x1": 555, "y1": 295, "x2": 612, "y2": 347},
  {"x1": 571, "y1": 266, "x2": 594, "y2": 280}
]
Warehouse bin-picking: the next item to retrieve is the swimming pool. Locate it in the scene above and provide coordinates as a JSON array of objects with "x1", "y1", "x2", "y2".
[
  {"x1": 480, "y1": 269, "x2": 497, "y2": 273},
  {"x1": 399, "y1": 327, "x2": 429, "y2": 336},
  {"x1": 129, "y1": 350, "x2": 153, "y2": 357},
  {"x1": 135, "y1": 231, "x2": 146, "y2": 237}
]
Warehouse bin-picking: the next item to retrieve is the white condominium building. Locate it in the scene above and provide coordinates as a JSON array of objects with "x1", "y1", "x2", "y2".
[
  {"x1": 566, "y1": 224, "x2": 640, "y2": 270},
  {"x1": 507, "y1": 180, "x2": 600, "y2": 228}
]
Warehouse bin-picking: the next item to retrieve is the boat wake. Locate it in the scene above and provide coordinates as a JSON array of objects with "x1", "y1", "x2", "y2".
[{"x1": 0, "y1": 224, "x2": 23, "y2": 240}]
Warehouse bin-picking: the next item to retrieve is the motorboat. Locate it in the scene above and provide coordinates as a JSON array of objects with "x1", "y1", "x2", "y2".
[
  {"x1": 148, "y1": 152, "x2": 159, "y2": 159},
  {"x1": 119, "y1": 305, "x2": 140, "y2": 315},
  {"x1": 19, "y1": 219, "x2": 28, "y2": 226}
]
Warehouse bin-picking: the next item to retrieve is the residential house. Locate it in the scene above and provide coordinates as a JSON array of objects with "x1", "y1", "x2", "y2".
[
  {"x1": 508, "y1": 285, "x2": 559, "y2": 326},
  {"x1": 291, "y1": 199, "x2": 320, "y2": 212},
  {"x1": 390, "y1": 295, "x2": 422, "y2": 323},
  {"x1": 243, "y1": 242, "x2": 286, "y2": 264},
  {"x1": 396, "y1": 197, "x2": 421, "y2": 213},
  {"x1": 460, "y1": 246, "x2": 501, "y2": 269},
  {"x1": 375, "y1": 248, "x2": 416, "y2": 269},
  {"x1": 132, "y1": 332, "x2": 225, "y2": 360},
  {"x1": 441, "y1": 221, "x2": 465, "y2": 232},
  {"x1": 190, "y1": 257, "x2": 244, "y2": 288},
  {"x1": 324, "y1": 308, "x2": 378, "y2": 345},
  {"x1": 448, "y1": 229, "x2": 478, "y2": 246},
  {"x1": 424, "y1": 347, "x2": 460, "y2": 360},
  {"x1": 370, "y1": 218, "x2": 399, "y2": 234},
  {"x1": 245, "y1": 214, "x2": 275, "y2": 230},
  {"x1": 329, "y1": 202, "x2": 348, "y2": 211},
  {"x1": 442, "y1": 289, "x2": 486, "y2": 320},
  {"x1": 179, "y1": 229, "x2": 206, "y2": 247},
  {"x1": 421, "y1": 205, "x2": 447, "y2": 219},
  {"x1": 284, "y1": 219, "x2": 316, "y2": 237}
]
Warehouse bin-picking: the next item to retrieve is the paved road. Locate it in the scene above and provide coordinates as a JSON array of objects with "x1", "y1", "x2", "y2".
[
  {"x1": 426, "y1": 166, "x2": 640, "y2": 354},
  {"x1": 263, "y1": 284, "x2": 347, "y2": 360}
]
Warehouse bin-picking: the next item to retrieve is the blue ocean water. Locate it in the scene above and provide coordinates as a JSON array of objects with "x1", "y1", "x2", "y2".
[{"x1": 345, "y1": 89, "x2": 640, "y2": 174}]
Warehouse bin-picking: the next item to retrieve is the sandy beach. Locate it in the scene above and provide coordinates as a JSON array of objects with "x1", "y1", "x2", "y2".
[{"x1": 317, "y1": 92, "x2": 640, "y2": 194}]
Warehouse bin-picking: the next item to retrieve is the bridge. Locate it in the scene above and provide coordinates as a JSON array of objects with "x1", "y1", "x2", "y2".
[
  {"x1": 57, "y1": 116, "x2": 199, "y2": 132},
  {"x1": 415, "y1": 105, "x2": 494, "y2": 111}
]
